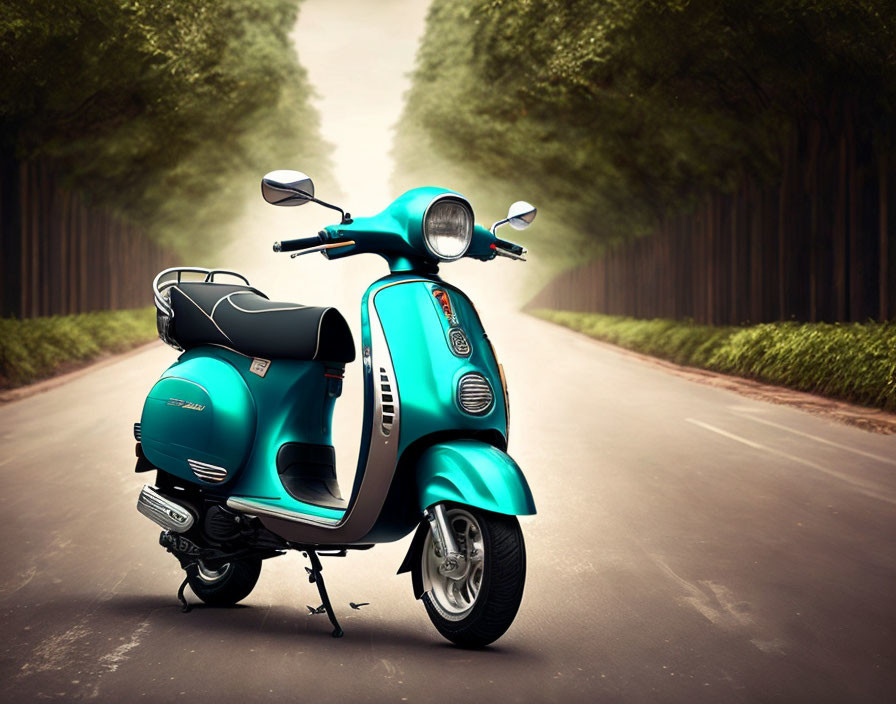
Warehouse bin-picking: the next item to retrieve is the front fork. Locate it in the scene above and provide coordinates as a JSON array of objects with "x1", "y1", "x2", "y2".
[{"x1": 424, "y1": 504, "x2": 467, "y2": 580}]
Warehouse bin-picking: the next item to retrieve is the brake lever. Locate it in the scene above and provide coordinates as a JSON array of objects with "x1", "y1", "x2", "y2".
[
  {"x1": 490, "y1": 244, "x2": 527, "y2": 261},
  {"x1": 290, "y1": 240, "x2": 357, "y2": 258}
]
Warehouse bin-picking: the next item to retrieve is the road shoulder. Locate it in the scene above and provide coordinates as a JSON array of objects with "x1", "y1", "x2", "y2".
[
  {"x1": 536, "y1": 316, "x2": 896, "y2": 434},
  {"x1": 0, "y1": 342, "x2": 158, "y2": 405}
]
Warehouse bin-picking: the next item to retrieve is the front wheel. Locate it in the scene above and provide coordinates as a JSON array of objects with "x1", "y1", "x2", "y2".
[{"x1": 418, "y1": 505, "x2": 526, "y2": 648}]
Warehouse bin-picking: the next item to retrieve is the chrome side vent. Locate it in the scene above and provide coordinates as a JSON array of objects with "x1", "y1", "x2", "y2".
[
  {"x1": 187, "y1": 459, "x2": 229, "y2": 483},
  {"x1": 137, "y1": 485, "x2": 194, "y2": 533},
  {"x1": 457, "y1": 373, "x2": 494, "y2": 415},
  {"x1": 379, "y1": 366, "x2": 395, "y2": 436},
  {"x1": 133, "y1": 422, "x2": 141, "y2": 441}
]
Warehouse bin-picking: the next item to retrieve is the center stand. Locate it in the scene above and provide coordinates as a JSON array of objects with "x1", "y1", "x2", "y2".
[{"x1": 304, "y1": 550, "x2": 343, "y2": 638}]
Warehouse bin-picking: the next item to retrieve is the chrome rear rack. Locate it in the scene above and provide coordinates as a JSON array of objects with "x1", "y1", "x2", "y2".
[{"x1": 152, "y1": 267, "x2": 251, "y2": 317}]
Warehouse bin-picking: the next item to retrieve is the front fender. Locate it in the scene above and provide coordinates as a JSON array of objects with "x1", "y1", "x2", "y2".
[{"x1": 415, "y1": 439, "x2": 536, "y2": 516}]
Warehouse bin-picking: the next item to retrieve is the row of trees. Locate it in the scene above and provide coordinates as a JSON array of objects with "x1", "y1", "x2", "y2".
[
  {"x1": 1, "y1": 0, "x2": 329, "y2": 316},
  {"x1": 394, "y1": 0, "x2": 895, "y2": 322}
]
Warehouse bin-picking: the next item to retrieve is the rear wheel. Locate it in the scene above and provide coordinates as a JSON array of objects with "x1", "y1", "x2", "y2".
[
  {"x1": 187, "y1": 557, "x2": 262, "y2": 607},
  {"x1": 419, "y1": 505, "x2": 526, "y2": 648}
]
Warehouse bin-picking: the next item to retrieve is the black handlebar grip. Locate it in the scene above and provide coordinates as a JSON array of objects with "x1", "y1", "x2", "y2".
[
  {"x1": 273, "y1": 235, "x2": 322, "y2": 253},
  {"x1": 494, "y1": 237, "x2": 524, "y2": 256}
]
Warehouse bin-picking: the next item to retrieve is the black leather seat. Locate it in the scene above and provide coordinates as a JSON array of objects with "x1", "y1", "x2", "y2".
[{"x1": 167, "y1": 282, "x2": 355, "y2": 363}]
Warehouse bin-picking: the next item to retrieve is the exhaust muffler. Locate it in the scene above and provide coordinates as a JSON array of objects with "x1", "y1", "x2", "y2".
[{"x1": 137, "y1": 484, "x2": 195, "y2": 533}]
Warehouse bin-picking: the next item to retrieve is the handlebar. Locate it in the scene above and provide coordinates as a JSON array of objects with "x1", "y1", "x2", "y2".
[
  {"x1": 273, "y1": 235, "x2": 322, "y2": 253},
  {"x1": 493, "y1": 236, "x2": 525, "y2": 256}
]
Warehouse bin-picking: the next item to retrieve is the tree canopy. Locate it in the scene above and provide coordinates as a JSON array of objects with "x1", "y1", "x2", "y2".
[
  {"x1": 1, "y1": 0, "x2": 329, "y2": 255},
  {"x1": 393, "y1": 0, "x2": 896, "y2": 249}
]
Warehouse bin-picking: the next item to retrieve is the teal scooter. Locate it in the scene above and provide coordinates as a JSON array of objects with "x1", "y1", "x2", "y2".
[{"x1": 134, "y1": 170, "x2": 537, "y2": 647}]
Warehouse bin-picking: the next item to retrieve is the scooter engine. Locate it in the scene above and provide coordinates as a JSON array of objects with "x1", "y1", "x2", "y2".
[{"x1": 203, "y1": 505, "x2": 244, "y2": 543}]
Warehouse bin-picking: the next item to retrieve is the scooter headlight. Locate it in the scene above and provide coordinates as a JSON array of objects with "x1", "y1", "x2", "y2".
[{"x1": 422, "y1": 197, "x2": 473, "y2": 261}]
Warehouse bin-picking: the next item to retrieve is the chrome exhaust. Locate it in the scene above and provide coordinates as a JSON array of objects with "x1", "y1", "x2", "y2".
[{"x1": 137, "y1": 484, "x2": 194, "y2": 533}]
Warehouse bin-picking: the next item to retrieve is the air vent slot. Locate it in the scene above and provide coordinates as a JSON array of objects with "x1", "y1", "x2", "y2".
[
  {"x1": 187, "y1": 459, "x2": 229, "y2": 483},
  {"x1": 379, "y1": 367, "x2": 395, "y2": 436},
  {"x1": 133, "y1": 422, "x2": 142, "y2": 441},
  {"x1": 457, "y1": 373, "x2": 494, "y2": 415}
]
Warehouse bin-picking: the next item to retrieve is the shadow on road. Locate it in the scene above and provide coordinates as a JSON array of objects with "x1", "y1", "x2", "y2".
[{"x1": 95, "y1": 593, "x2": 543, "y2": 659}]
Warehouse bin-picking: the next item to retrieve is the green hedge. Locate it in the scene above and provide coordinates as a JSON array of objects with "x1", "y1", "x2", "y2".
[
  {"x1": 533, "y1": 310, "x2": 896, "y2": 411},
  {"x1": 0, "y1": 308, "x2": 157, "y2": 389}
]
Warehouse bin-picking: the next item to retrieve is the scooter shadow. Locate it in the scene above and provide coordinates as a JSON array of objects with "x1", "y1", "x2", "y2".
[{"x1": 102, "y1": 594, "x2": 540, "y2": 659}]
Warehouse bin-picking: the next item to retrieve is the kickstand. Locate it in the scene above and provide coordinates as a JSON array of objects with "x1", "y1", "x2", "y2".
[
  {"x1": 306, "y1": 551, "x2": 343, "y2": 638},
  {"x1": 177, "y1": 562, "x2": 199, "y2": 613}
]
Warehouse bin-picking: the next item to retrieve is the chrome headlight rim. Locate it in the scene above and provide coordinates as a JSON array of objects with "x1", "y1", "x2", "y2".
[{"x1": 422, "y1": 193, "x2": 474, "y2": 262}]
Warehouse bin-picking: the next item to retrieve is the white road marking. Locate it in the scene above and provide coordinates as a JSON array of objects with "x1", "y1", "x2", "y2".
[
  {"x1": 736, "y1": 413, "x2": 896, "y2": 466},
  {"x1": 685, "y1": 418, "x2": 896, "y2": 506}
]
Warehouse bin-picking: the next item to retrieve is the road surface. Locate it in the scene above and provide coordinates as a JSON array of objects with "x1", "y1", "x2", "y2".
[{"x1": 3, "y1": 0, "x2": 896, "y2": 701}]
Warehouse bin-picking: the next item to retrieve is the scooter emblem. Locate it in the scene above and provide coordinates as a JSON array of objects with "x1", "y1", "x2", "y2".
[{"x1": 166, "y1": 398, "x2": 206, "y2": 411}]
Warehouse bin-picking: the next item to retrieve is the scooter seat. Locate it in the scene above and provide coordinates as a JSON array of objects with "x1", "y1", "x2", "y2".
[{"x1": 166, "y1": 282, "x2": 355, "y2": 363}]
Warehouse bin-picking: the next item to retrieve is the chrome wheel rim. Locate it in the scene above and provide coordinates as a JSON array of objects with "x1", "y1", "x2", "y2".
[
  {"x1": 196, "y1": 562, "x2": 231, "y2": 584},
  {"x1": 423, "y1": 508, "x2": 485, "y2": 620}
]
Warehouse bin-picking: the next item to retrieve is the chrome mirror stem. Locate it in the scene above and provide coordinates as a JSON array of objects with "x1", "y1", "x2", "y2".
[{"x1": 490, "y1": 217, "x2": 510, "y2": 235}]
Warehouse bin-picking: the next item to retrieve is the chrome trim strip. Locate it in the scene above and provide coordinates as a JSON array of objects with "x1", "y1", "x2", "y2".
[
  {"x1": 188, "y1": 459, "x2": 228, "y2": 482},
  {"x1": 226, "y1": 497, "x2": 342, "y2": 525},
  {"x1": 137, "y1": 485, "x2": 194, "y2": 533}
]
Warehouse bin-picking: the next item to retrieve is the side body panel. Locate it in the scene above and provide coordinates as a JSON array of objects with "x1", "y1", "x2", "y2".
[
  {"x1": 141, "y1": 347, "x2": 345, "y2": 522},
  {"x1": 141, "y1": 354, "x2": 256, "y2": 484}
]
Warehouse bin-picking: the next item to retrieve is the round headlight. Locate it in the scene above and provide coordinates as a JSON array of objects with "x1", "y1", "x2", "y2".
[{"x1": 423, "y1": 197, "x2": 473, "y2": 261}]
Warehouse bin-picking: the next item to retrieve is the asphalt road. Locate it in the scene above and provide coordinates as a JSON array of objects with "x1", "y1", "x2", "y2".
[{"x1": 2, "y1": 309, "x2": 896, "y2": 702}]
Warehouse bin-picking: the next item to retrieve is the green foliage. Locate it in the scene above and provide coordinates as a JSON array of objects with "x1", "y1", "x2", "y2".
[
  {"x1": 0, "y1": 1, "x2": 330, "y2": 256},
  {"x1": 533, "y1": 309, "x2": 896, "y2": 411},
  {"x1": 0, "y1": 308, "x2": 157, "y2": 388},
  {"x1": 394, "y1": 0, "x2": 896, "y2": 250}
]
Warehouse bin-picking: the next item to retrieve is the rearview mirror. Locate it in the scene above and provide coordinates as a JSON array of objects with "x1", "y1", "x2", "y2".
[
  {"x1": 261, "y1": 170, "x2": 315, "y2": 206},
  {"x1": 507, "y1": 201, "x2": 537, "y2": 230}
]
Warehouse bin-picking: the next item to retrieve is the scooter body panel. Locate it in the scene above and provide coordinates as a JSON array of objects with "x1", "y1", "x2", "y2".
[
  {"x1": 371, "y1": 275, "x2": 507, "y2": 456},
  {"x1": 141, "y1": 347, "x2": 345, "y2": 522},
  {"x1": 415, "y1": 439, "x2": 536, "y2": 516},
  {"x1": 141, "y1": 354, "x2": 256, "y2": 486},
  {"x1": 349, "y1": 274, "x2": 516, "y2": 543}
]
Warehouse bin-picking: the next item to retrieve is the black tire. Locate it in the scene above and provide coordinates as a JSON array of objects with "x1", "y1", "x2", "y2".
[
  {"x1": 419, "y1": 506, "x2": 526, "y2": 648},
  {"x1": 186, "y1": 557, "x2": 262, "y2": 607}
]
